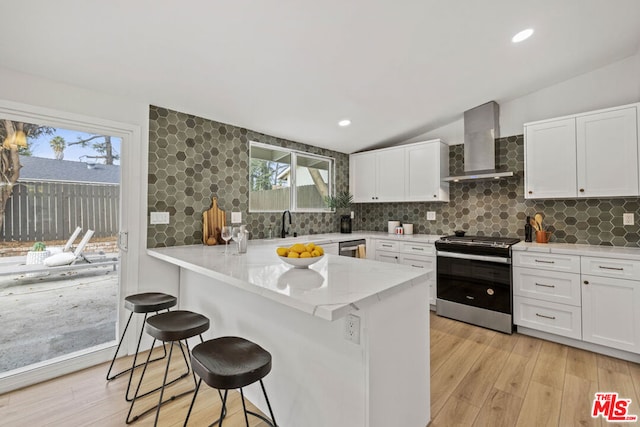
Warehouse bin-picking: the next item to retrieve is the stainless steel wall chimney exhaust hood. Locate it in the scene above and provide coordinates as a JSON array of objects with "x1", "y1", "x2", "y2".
[{"x1": 443, "y1": 101, "x2": 514, "y2": 182}]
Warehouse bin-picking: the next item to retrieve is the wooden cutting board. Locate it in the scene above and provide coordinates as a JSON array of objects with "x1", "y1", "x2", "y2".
[{"x1": 203, "y1": 197, "x2": 226, "y2": 245}]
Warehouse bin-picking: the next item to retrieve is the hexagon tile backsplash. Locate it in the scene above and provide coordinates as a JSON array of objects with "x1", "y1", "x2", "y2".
[
  {"x1": 147, "y1": 106, "x2": 349, "y2": 248},
  {"x1": 149, "y1": 106, "x2": 640, "y2": 248},
  {"x1": 353, "y1": 136, "x2": 640, "y2": 247}
]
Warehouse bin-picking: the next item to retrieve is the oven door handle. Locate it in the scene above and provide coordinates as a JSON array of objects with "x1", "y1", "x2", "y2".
[{"x1": 436, "y1": 251, "x2": 511, "y2": 264}]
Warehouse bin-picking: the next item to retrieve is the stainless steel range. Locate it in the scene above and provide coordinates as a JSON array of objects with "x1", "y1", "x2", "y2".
[{"x1": 435, "y1": 235, "x2": 520, "y2": 334}]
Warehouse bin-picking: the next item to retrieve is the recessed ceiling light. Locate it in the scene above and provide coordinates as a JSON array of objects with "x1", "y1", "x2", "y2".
[
  {"x1": 512, "y1": 28, "x2": 534, "y2": 43},
  {"x1": 338, "y1": 119, "x2": 351, "y2": 127}
]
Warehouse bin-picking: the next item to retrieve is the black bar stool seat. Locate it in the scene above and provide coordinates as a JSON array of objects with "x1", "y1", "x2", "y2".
[
  {"x1": 146, "y1": 310, "x2": 210, "y2": 342},
  {"x1": 124, "y1": 292, "x2": 177, "y2": 313},
  {"x1": 184, "y1": 337, "x2": 277, "y2": 427},
  {"x1": 127, "y1": 310, "x2": 210, "y2": 426},
  {"x1": 106, "y1": 292, "x2": 177, "y2": 401}
]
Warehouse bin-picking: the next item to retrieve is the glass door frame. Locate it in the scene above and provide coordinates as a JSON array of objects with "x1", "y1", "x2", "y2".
[{"x1": 0, "y1": 99, "x2": 141, "y2": 394}]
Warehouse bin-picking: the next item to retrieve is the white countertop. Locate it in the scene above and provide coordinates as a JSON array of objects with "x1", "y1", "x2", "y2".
[
  {"x1": 513, "y1": 241, "x2": 640, "y2": 260},
  {"x1": 252, "y1": 231, "x2": 444, "y2": 246},
  {"x1": 147, "y1": 242, "x2": 430, "y2": 321}
]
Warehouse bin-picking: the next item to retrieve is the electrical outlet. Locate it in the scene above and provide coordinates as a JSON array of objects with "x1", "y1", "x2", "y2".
[
  {"x1": 427, "y1": 211, "x2": 436, "y2": 221},
  {"x1": 623, "y1": 213, "x2": 634, "y2": 226},
  {"x1": 344, "y1": 314, "x2": 360, "y2": 344},
  {"x1": 350, "y1": 211, "x2": 355, "y2": 219},
  {"x1": 231, "y1": 211, "x2": 242, "y2": 223},
  {"x1": 150, "y1": 212, "x2": 170, "y2": 225}
]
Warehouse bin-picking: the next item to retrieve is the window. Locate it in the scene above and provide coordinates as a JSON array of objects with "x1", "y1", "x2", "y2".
[{"x1": 249, "y1": 141, "x2": 334, "y2": 212}]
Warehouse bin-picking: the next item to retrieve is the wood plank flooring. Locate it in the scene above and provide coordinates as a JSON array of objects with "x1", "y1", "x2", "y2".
[
  {"x1": 430, "y1": 313, "x2": 640, "y2": 427},
  {"x1": 1, "y1": 313, "x2": 639, "y2": 426}
]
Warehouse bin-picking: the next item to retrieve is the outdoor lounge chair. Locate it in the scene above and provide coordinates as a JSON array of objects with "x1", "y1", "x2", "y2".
[
  {"x1": 43, "y1": 229, "x2": 95, "y2": 267},
  {"x1": 48, "y1": 226, "x2": 82, "y2": 254}
]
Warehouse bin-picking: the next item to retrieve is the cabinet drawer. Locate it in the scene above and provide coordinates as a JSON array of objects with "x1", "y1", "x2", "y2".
[
  {"x1": 400, "y1": 242, "x2": 435, "y2": 256},
  {"x1": 399, "y1": 254, "x2": 434, "y2": 270},
  {"x1": 375, "y1": 240, "x2": 399, "y2": 252},
  {"x1": 375, "y1": 251, "x2": 399, "y2": 264},
  {"x1": 581, "y1": 257, "x2": 640, "y2": 280},
  {"x1": 514, "y1": 296, "x2": 582, "y2": 340},
  {"x1": 513, "y1": 252, "x2": 580, "y2": 273},
  {"x1": 513, "y1": 267, "x2": 581, "y2": 306}
]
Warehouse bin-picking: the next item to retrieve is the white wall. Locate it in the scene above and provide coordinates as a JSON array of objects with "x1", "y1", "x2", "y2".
[
  {"x1": 405, "y1": 51, "x2": 640, "y2": 145},
  {"x1": 0, "y1": 66, "x2": 179, "y2": 336}
]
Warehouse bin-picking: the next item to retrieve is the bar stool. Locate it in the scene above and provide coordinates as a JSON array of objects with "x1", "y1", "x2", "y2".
[
  {"x1": 106, "y1": 292, "x2": 177, "y2": 401},
  {"x1": 126, "y1": 310, "x2": 210, "y2": 426},
  {"x1": 184, "y1": 336, "x2": 277, "y2": 427}
]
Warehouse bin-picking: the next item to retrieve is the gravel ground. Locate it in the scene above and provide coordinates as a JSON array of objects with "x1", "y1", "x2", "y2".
[{"x1": 0, "y1": 266, "x2": 118, "y2": 373}]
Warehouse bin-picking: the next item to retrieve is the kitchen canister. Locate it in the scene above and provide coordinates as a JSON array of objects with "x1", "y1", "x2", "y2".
[
  {"x1": 403, "y1": 223, "x2": 413, "y2": 235},
  {"x1": 388, "y1": 220, "x2": 400, "y2": 233}
]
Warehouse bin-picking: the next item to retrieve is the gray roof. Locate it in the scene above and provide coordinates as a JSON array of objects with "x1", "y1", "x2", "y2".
[{"x1": 18, "y1": 156, "x2": 120, "y2": 184}]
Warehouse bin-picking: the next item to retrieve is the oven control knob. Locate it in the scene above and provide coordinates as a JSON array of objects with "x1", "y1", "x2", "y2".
[{"x1": 487, "y1": 288, "x2": 495, "y2": 296}]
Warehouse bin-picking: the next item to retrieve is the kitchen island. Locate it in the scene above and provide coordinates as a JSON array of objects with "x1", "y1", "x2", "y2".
[{"x1": 148, "y1": 242, "x2": 431, "y2": 427}]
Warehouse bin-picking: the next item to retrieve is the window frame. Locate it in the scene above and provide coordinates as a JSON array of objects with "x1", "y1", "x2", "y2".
[{"x1": 248, "y1": 141, "x2": 334, "y2": 213}]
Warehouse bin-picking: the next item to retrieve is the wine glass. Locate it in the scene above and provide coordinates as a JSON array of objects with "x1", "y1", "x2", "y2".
[{"x1": 221, "y1": 226, "x2": 232, "y2": 255}]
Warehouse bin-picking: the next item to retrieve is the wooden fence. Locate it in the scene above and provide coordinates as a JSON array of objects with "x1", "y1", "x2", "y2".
[
  {"x1": 250, "y1": 185, "x2": 326, "y2": 211},
  {"x1": 1, "y1": 180, "x2": 119, "y2": 242}
]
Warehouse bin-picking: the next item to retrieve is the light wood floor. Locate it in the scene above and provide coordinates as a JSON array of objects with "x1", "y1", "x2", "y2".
[
  {"x1": 430, "y1": 313, "x2": 640, "y2": 427},
  {"x1": 2, "y1": 313, "x2": 640, "y2": 426}
]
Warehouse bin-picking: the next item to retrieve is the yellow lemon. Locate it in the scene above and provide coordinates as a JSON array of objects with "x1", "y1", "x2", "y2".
[
  {"x1": 300, "y1": 251, "x2": 312, "y2": 258},
  {"x1": 276, "y1": 247, "x2": 289, "y2": 257},
  {"x1": 287, "y1": 251, "x2": 300, "y2": 258},
  {"x1": 311, "y1": 249, "x2": 321, "y2": 257},
  {"x1": 290, "y1": 243, "x2": 306, "y2": 254},
  {"x1": 305, "y1": 243, "x2": 315, "y2": 252},
  {"x1": 315, "y1": 246, "x2": 324, "y2": 256}
]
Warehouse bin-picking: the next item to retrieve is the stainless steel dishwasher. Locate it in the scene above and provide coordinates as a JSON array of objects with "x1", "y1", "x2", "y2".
[{"x1": 339, "y1": 239, "x2": 366, "y2": 258}]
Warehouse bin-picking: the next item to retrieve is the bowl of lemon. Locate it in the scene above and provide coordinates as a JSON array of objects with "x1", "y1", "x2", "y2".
[{"x1": 276, "y1": 242, "x2": 325, "y2": 268}]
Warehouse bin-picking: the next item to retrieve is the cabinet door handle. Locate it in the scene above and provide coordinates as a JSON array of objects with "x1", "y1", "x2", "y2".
[
  {"x1": 528, "y1": 190, "x2": 533, "y2": 194},
  {"x1": 534, "y1": 259, "x2": 555, "y2": 264},
  {"x1": 411, "y1": 247, "x2": 424, "y2": 251},
  {"x1": 579, "y1": 188, "x2": 585, "y2": 193},
  {"x1": 598, "y1": 266, "x2": 624, "y2": 271},
  {"x1": 535, "y1": 313, "x2": 556, "y2": 320},
  {"x1": 382, "y1": 244, "x2": 392, "y2": 248},
  {"x1": 535, "y1": 282, "x2": 555, "y2": 288},
  {"x1": 411, "y1": 264, "x2": 424, "y2": 268},
  {"x1": 466, "y1": 296, "x2": 475, "y2": 300},
  {"x1": 583, "y1": 280, "x2": 589, "y2": 285}
]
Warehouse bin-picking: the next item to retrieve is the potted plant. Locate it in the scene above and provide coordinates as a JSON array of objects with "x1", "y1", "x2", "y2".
[
  {"x1": 26, "y1": 241, "x2": 50, "y2": 265},
  {"x1": 325, "y1": 191, "x2": 354, "y2": 233}
]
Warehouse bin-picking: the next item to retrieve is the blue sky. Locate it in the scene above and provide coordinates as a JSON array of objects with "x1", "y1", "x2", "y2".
[{"x1": 29, "y1": 127, "x2": 121, "y2": 164}]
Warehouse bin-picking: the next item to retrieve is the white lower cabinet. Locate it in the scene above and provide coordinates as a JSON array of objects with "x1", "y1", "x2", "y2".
[
  {"x1": 513, "y1": 296, "x2": 582, "y2": 340},
  {"x1": 513, "y1": 252, "x2": 582, "y2": 340},
  {"x1": 581, "y1": 256, "x2": 640, "y2": 354},
  {"x1": 373, "y1": 239, "x2": 436, "y2": 305},
  {"x1": 514, "y1": 251, "x2": 640, "y2": 356}
]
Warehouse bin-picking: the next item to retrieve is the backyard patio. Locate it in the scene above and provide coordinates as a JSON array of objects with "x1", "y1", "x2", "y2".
[{"x1": 0, "y1": 256, "x2": 118, "y2": 373}]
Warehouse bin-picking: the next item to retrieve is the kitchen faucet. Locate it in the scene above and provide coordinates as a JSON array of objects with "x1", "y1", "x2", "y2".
[{"x1": 281, "y1": 210, "x2": 292, "y2": 238}]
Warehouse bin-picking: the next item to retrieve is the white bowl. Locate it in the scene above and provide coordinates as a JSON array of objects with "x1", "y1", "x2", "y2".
[{"x1": 278, "y1": 254, "x2": 324, "y2": 269}]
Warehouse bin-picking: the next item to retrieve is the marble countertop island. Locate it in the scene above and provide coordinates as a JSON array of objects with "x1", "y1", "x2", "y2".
[{"x1": 147, "y1": 242, "x2": 429, "y2": 321}]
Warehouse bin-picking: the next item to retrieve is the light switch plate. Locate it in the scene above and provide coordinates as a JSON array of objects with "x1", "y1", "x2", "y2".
[
  {"x1": 231, "y1": 211, "x2": 242, "y2": 223},
  {"x1": 623, "y1": 213, "x2": 634, "y2": 226},
  {"x1": 427, "y1": 211, "x2": 436, "y2": 221},
  {"x1": 150, "y1": 212, "x2": 170, "y2": 225}
]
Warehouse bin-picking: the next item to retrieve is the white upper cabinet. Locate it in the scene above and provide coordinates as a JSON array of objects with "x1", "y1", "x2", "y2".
[
  {"x1": 350, "y1": 148, "x2": 405, "y2": 203},
  {"x1": 350, "y1": 139, "x2": 449, "y2": 203},
  {"x1": 406, "y1": 140, "x2": 449, "y2": 202},
  {"x1": 524, "y1": 103, "x2": 639, "y2": 199},
  {"x1": 525, "y1": 118, "x2": 577, "y2": 198},
  {"x1": 576, "y1": 107, "x2": 638, "y2": 197},
  {"x1": 377, "y1": 148, "x2": 406, "y2": 202}
]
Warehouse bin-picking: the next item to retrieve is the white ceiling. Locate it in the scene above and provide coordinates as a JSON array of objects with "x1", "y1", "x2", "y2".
[{"x1": 1, "y1": 1, "x2": 639, "y2": 154}]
